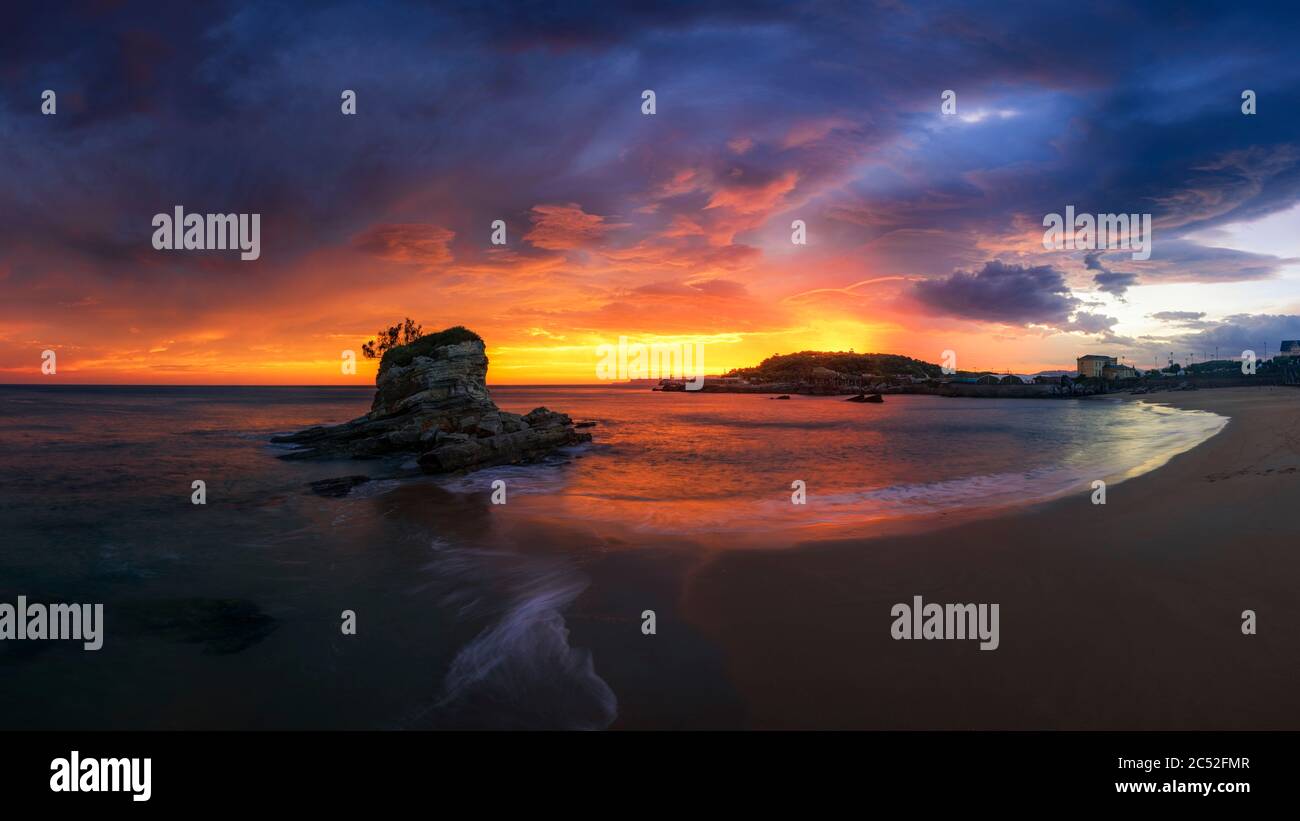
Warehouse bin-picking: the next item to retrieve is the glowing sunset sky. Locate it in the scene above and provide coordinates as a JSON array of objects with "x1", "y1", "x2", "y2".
[{"x1": 3, "y1": 1, "x2": 1300, "y2": 384}]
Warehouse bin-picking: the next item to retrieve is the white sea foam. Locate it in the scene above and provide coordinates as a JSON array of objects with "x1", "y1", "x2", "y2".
[{"x1": 418, "y1": 546, "x2": 617, "y2": 730}]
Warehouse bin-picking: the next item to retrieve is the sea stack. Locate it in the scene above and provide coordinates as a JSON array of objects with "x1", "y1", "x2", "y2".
[{"x1": 271, "y1": 327, "x2": 591, "y2": 473}]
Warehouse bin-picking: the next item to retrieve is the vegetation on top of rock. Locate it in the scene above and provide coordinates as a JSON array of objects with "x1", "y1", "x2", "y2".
[
  {"x1": 361, "y1": 317, "x2": 424, "y2": 360},
  {"x1": 725, "y1": 350, "x2": 945, "y2": 381},
  {"x1": 377, "y1": 325, "x2": 483, "y2": 373}
]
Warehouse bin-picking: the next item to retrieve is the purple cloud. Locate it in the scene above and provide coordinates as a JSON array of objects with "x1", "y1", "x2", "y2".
[{"x1": 912, "y1": 260, "x2": 1078, "y2": 326}]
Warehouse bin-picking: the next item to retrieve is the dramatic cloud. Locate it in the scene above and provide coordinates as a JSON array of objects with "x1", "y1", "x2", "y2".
[
  {"x1": 353, "y1": 224, "x2": 455, "y2": 265},
  {"x1": 1084, "y1": 251, "x2": 1138, "y2": 297},
  {"x1": 912, "y1": 261, "x2": 1078, "y2": 326},
  {"x1": 1168, "y1": 314, "x2": 1300, "y2": 354},
  {"x1": 523, "y1": 204, "x2": 627, "y2": 251},
  {"x1": 3, "y1": 1, "x2": 1300, "y2": 382},
  {"x1": 1092, "y1": 272, "x2": 1139, "y2": 297},
  {"x1": 1132, "y1": 240, "x2": 1298, "y2": 284}
]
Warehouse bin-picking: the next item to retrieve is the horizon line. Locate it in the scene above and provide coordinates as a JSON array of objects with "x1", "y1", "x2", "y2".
[{"x1": 0, "y1": 381, "x2": 634, "y2": 388}]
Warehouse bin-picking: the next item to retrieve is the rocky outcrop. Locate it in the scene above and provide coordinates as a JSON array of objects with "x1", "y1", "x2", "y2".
[
  {"x1": 272, "y1": 328, "x2": 591, "y2": 473},
  {"x1": 308, "y1": 475, "x2": 371, "y2": 497}
]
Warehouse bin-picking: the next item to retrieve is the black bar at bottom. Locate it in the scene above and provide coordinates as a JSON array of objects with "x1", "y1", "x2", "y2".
[{"x1": 1, "y1": 730, "x2": 1284, "y2": 808}]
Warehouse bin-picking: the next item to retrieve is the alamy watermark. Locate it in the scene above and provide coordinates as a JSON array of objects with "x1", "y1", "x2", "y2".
[
  {"x1": 595, "y1": 336, "x2": 705, "y2": 390},
  {"x1": 50, "y1": 752, "x2": 150, "y2": 802},
  {"x1": 152, "y1": 206, "x2": 261, "y2": 260},
  {"x1": 0, "y1": 596, "x2": 103, "y2": 650},
  {"x1": 891, "y1": 595, "x2": 999, "y2": 650},
  {"x1": 1042, "y1": 205, "x2": 1151, "y2": 261}
]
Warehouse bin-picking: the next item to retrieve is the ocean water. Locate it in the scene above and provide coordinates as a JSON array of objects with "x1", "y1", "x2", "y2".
[
  {"x1": 476, "y1": 386, "x2": 1228, "y2": 536},
  {"x1": 0, "y1": 384, "x2": 1226, "y2": 729}
]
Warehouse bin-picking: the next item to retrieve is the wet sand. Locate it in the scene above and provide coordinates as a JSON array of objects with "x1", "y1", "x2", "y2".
[{"x1": 675, "y1": 387, "x2": 1300, "y2": 729}]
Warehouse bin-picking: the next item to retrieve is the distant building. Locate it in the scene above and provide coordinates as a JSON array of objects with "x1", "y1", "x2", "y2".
[
  {"x1": 1101, "y1": 363, "x2": 1137, "y2": 380},
  {"x1": 1279, "y1": 341, "x2": 1300, "y2": 357},
  {"x1": 1077, "y1": 355, "x2": 1116, "y2": 378}
]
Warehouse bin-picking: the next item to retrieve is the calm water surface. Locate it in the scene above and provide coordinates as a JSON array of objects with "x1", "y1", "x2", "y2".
[{"x1": 0, "y1": 385, "x2": 1226, "y2": 729}]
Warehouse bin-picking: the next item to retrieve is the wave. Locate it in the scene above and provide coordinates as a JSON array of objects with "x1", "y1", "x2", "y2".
[
  {"x1": 434, "y1": 461, "x2": 575, "y2": 497},
  {"x1": 415, "y1": 545, "x2": 617, "y2": 730}
]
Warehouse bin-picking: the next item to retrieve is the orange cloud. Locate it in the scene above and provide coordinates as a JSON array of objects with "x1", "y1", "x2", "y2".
[
  {"x1": 705, "y1": 170, "x2": 799, "y2": 215},
  {"x1": 353, "y1": 223, "x2": 456, "y2": 265},
  {"x1": 523, "y1": 203, "x2": 628, "y2": 250}
]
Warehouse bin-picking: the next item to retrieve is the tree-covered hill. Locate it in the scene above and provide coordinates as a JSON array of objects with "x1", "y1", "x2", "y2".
[{"x1": 724, "y1": 350, "x2": 946, "y2": 381}]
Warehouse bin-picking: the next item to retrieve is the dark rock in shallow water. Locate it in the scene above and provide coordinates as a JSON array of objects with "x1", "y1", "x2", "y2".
[
  {"x1": 574, "y1": 420, "x2": 597, "y2": 429},
  {"x1": 308, "y1": 475, "x2": 371, "y2": 497},
  {"x1": 846, "y1": 393, "x2": 884, "y2": 403},
  {"x1": 416, "y1": 406, "x2": 586, "y2": 472},
  {"x1": 120, "y1": 598, "x2": 278, "y2": 655},
  {"x1": 271, "y1": 329, "x2": 591, "y2": 474}
]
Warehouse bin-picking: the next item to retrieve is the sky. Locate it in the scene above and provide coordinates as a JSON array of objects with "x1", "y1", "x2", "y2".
[{"x1": 3, "y1": 0, "x2": 1300, "y2": 384}]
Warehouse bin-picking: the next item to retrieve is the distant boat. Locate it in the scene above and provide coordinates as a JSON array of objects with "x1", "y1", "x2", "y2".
[
  {"x1": 772, "y1": 394, "x2": 792, "y2": 400},
  {"x1": 846, "y1": 393, "x2": 884, "y2": 403}
]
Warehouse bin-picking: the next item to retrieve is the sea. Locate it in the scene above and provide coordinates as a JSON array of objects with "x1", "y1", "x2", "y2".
[{"x1": 0, "y1": 384, "x2": 1227, "y2": 729}]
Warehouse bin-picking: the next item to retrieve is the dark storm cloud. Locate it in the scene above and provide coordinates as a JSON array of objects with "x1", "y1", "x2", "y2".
[
  {"x1": 1138, "y1": 240, "x2": 1298, "y2": 283},
  {"x1": 1093, "y1": 271, "x2": 1139, "y2": 296},
  {"x1": 2, "y1": 0, "x2": 1300, "y2": 304},
  {"x1": 1169, "y1": 314, "x2": 1300, "y2": 354},
  {"x1": 1084, "y1": 252, "x2": 1139, "y2": 297},
  {"x1": 0, "y1": 1, "x2": 248, "y2": 127},
  {"x1": 912, "y1": 260, "x2": 1078, "y2": 326},
  {"x1": 439, "y1": 0, "x2": 792, "y2": 50}
]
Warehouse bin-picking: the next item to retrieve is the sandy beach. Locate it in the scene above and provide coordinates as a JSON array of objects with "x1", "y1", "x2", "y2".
[{"x1": 676, "y1": 387, "x2": 1300, "y2": 729}]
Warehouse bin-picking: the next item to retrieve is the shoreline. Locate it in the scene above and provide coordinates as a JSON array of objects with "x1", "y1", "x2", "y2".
[
  {"x1": 485, "y1": 388, "x2": 1232, "y2": 550},
  {"x1": 665, "y1": 386, "x2": 1300, "y2": 729}
]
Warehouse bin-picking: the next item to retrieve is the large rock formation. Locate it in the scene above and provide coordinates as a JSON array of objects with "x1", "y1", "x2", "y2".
[{"x1": 272, "y1": 327, "x2": 591, "y2": 473}]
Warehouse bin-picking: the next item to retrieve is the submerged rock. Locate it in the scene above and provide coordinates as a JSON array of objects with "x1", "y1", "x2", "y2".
[
  {"x1": 308, "y1": 475, "x2": 371, "y2": 497},
  {"x1": 272, "y1": 327, "x2": 591, "y2": 474}
]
